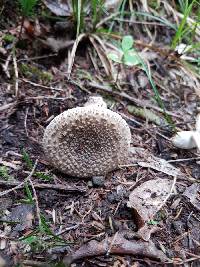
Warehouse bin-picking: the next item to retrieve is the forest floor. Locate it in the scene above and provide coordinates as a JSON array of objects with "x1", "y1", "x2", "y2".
[{"x1": 0, "y1": 1, "x2": 200, "y2": 267}]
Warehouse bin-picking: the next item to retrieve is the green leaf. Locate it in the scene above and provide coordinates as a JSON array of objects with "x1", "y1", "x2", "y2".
[
  {"x1": 123, "y1": 49, "x2": 141, "y2": 66},
  {"x1": 121, "y1": 35, "x2": 134, "y2": 51},
  {"x1": 23, "y1": 235, "x2": 39, "y2": 244},
  {"x1": 0, "y1": 166, "x2": 10, "y2": 180},
  {"x1": 147, "y1": 219, "x2": 158, "y2": 225},
  {"x1": 107, "y1": 52, "x2": 122, "y2": 63},
  {"x1": 18, "y1": 0, "x2": 38, "y2": 17},
  {"x1": 35, "y1": 172, "x2": 53, "y2": 181},
  {"x1": 24, "y1": 182, "x2": 34, "y2": 204},
  {"x1": 3, "y1": 34, "x2": 16, "y2": 43}
]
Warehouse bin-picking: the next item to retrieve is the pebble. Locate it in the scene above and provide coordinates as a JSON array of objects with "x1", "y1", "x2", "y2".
[
  {"x1": 192, "y1": 166, "x2": 200, "y2": 179},
  {"x1": 92, "y1": 176, "x2": 105, "y2": 187}
]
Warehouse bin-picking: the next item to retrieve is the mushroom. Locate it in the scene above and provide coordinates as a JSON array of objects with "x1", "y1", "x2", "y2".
[
  {"x1": 172, "y1": 113, "x2": 200, "y2": 150},
  {"x1": 43, "y1": 96, "x2": 131, "y2": 177}
]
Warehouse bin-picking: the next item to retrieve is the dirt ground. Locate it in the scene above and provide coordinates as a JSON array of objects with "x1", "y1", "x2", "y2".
[{"x1": 1, "y1": 1, "x2": 200, "y2": 267}]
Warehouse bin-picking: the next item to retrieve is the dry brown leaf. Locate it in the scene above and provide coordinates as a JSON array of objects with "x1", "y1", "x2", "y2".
[
  {"x1": 63, "y1": 232, "x2": 168, "y2": 265},
  {"x1": 136, "y1": 224, "x2": 158, "y2": 241},
  {"x1": 127, "y1": 178, "x2": 174, "y2": 228}
]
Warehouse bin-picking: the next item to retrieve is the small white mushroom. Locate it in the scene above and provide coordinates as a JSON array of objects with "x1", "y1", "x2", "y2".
[
  {"x1": 43, "y1": 96, "x2": 131, "y2": 177},
  {"x1": 172, "y1": 131, "x2": 197, "y2": 149},
  {"x1": 172, "y1": 114, "x2": 200, "y2": 150}
]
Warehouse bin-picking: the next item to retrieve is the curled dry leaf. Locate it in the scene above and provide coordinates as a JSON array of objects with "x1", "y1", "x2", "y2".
[
  {"x1": 104, "y1": 0, "x2": 122, "y2": 10},
  {"x1": 63, "y1": 232, "x2": 168, "y2": 265},
  {"x1": 127, "y1": 178, "x2": 174, "y2": 228}
]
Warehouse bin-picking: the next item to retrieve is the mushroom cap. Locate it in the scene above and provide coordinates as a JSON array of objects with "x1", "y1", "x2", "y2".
[{"x1": 43, "y1": 99, "x2": 131, "y2": 177}]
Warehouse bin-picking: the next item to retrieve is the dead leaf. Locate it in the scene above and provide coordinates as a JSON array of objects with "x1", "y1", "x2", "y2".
[
  {"x1": 0, "y1": 159, "x2": 20, "y2": 170},
  {"x1": 127, "y1": 105, "x2": 166, "y2": 126},
  {"x1": 104, "y1": 0, "x2": 122, "y2": 10},
  {"x1": 5, "y1": 204, "x2": 34, "y2": 235},
  {"x1": 43, "y1": 0, "x2": 71, "y2": 16},
  {"x1": 136, "y1": 224, "x2": 159, "y2": 241},
  {"x1": 138, "y1": 156, "x2": 181, "y2": 177},
  {"x1": 127, "y1": 178, "x2": 174, "y2": 228},
  {"x1": 183, "y1": 183, "x2": 200, "y2": 211},
  {"x1": 129, "y1": 147, "x2": 184, "y2": 178},
  {"x1": 63, "y1": 232, "x2": 168, "y2": 266}
]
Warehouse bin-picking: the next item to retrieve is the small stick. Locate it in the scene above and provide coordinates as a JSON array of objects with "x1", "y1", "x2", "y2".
[
  {"x1": 21, "y1": 78, "x2": 64, "y2": 91},
  {"x1": 24, "y1": 107, "x2": 29, "y2": 137},
  {"x1": 2, "y1": 53, "x2": 12, "y2": 78},
  {"x1": 28, "y1": 177, "x2": 41, "y2": 226},
  {"x1": 13, "y1": 51, "x2": 19, "y2": 97},
  {"x1": 0, "y1": 179, "x2": 86, "y2": 194},
  {"x1": 88, "y1": 82, "x2": 182, "y2": 119}
]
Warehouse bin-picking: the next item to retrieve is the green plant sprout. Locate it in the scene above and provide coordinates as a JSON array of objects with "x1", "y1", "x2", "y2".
[
  {"x1": 20, "y1": 214, "x2": 71, "y2": 254},
  {"x1": 108, "y1": 35, "x2": 141, "y2": 66},
  {"x1": 22, "y1": 181, "x2": 35, "y2": 204},
  {"x1": 148, "y1": 219, "x2": 158, "y2": 225},
  {"x1": 108, "y1": 35, "x2": 173, "y2": 125},
  {"x1": 22, "y1": 149, "x2": 53, "y2": 181},
  {"x1": 0, "y1": 166, "x2": 11, "y2": 180}
]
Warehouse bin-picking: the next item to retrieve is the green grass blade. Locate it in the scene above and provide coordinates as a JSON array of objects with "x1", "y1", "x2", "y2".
[{"x1": 172, "y1": 0, "x2": 196, "y2": 49}]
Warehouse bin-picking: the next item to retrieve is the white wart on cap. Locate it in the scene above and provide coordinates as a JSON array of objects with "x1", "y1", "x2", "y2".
[{"x1": 43, "y1": 96, "x2": 131, "y2": 177}]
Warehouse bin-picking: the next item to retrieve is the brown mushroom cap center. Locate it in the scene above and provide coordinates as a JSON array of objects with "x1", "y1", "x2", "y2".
[{"x1": 58, "y1": 120, "x2": 120, "y2": 165}]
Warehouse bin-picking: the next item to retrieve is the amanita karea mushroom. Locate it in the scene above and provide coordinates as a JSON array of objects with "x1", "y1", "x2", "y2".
[
  {"x1": 172, "y1": 113, "x2": 200, "y2": 150},
  {"x1": 43, "y1": 96, "x2": 131, "y2": 177}
]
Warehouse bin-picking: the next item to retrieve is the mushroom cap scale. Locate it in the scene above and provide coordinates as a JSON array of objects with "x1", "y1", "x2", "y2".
[{"x1": 43, "y1": 104, "x2": 131, "y2": 177}]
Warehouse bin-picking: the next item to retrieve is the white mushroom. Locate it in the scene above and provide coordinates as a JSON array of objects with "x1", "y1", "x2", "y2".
[
  {"x1": 172, "y1": 114, "x2": 200, "y2": 150},
  {"x1": 43, "y1": 96, "x2": 131, "y2": 177}
]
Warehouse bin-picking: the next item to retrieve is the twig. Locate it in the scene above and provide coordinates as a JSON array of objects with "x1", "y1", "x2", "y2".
[
  {"x1": 167, "y1": 157, "x2": 200, "y2": 163},
  {"x1": 63, "y1": 233, "x2": 168, "y2": 265},
  {"x1": 20, "y1": 78, "x2": 64, "y2": 91},
  {"x1": 67, "y1": 34, "x2": 86, "y2": 79},
  {"x1": 23, "y1": 260, "x2": 47, "y2": 267},
  {"x1": 0, "y1": 180, "x2": 86, "y2": 194},
  {"x1": 88, "y1": 81, "x2": 182, "y2": 119},
  {"x1": 68, "y1": 80, "x2": 90, "y2": 94},
  {"x1": 28, "y1": 177, "x2": 41, "y2": 226},
  {"x1": 18, "y1": 53, "x2": 58, "y2": 62},
  {"x1": 156, "y1": 175, "x2": 177, "y2": 212},
  {"x1": 24, "y1": 107, "x2": 29, "y2": 137},
  {"x1": 2, "y1": 53, "x2": 12, "y2": 78},
  {"x1": 0, "y1": 160, "x2": 38, "y2": 197},
  {"x1": 106, "y1": 232, "x2": 118, "y2": 256},
  {"x1": 12, "y1": 51, "x2": 19, "y2": 97},
  {"x1": 55, "y1": 224, "x2": 80, "y2": 236}
]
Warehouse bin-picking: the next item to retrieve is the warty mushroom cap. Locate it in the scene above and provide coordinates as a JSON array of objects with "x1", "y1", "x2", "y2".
[{"x1": 43, "y1": 96, "x2": 131, "y2": 177}]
